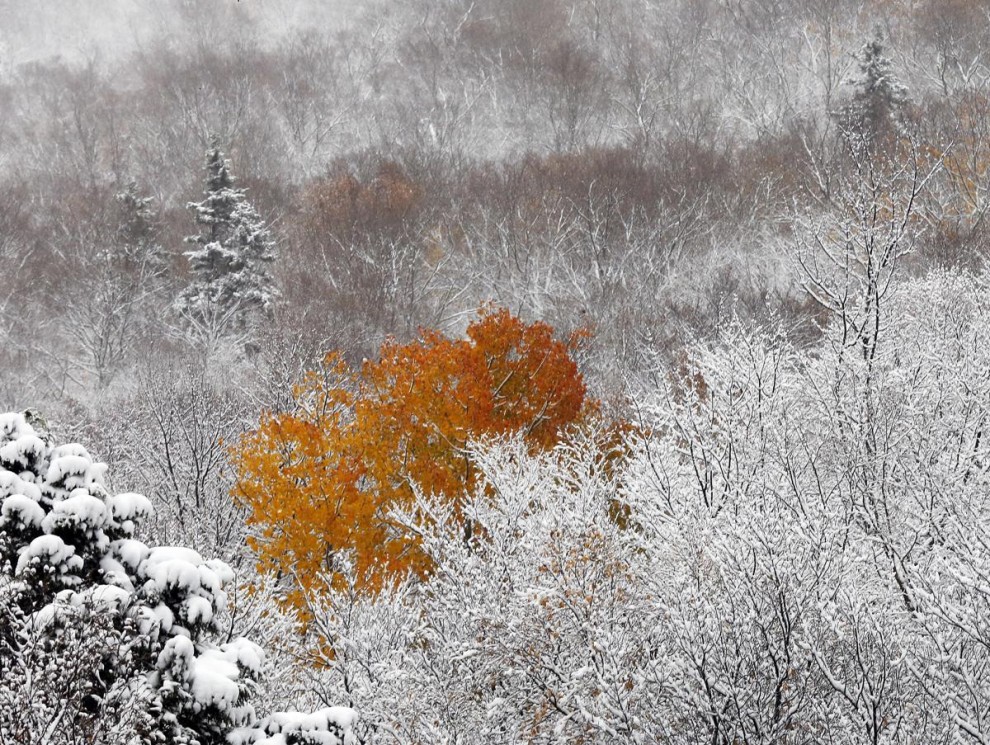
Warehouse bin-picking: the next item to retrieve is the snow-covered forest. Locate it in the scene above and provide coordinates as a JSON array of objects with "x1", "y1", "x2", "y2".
[{"x1": 4, "y1": 1, "x2": 990, "y2": 742}]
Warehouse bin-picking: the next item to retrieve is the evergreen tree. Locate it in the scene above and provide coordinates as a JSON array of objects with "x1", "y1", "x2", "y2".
[
  {"x1": 114, "y1": 182, "x2": 169, "y2": 281},
  {"x1": 836, "y1": 28, "x2": 909, "y2": 143},
  {"x1": 0, "y1": 410, "x2": 355, "y2": 744},
  {"x1": 66, "y1": 184, "x2": 169, "y2": 388},
  {"x1": 0, "y1": 411, "x2": 260, "y2": 743},
  {"x1": 175, "y1": 144, "x2": 278, "y2": 342}
]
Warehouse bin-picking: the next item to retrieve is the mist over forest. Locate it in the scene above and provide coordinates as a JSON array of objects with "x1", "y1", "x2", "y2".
[{"x1": 4, "y1": 1, "x2": 990, "y2": 743}]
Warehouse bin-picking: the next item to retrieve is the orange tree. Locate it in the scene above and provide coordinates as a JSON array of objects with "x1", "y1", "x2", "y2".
[{"x1": 231, "y1": 307, "x2": 590, "y2": 606}]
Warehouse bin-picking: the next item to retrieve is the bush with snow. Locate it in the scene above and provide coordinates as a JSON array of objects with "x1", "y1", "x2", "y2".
[{"x1": 0, "y1": 411, "x2": 354, "y2": 745}]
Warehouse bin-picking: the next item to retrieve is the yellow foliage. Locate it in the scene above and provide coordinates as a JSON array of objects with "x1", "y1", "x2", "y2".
[{"x1": 232, "y1": 307, "x2": 590, "y2": 609}]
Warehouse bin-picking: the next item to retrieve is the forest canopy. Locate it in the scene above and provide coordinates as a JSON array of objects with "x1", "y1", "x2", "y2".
[{"x1": 5, "y1": 0, "x2": 990, "y2": 742}]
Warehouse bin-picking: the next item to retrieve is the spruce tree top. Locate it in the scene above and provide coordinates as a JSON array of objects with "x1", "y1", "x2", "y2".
[
  {"x1": 837, "y1": 28, "x2": 908, "y2": 142},
  {"x1": 188, "y1": 144, "x2": 247, "y2": 249},
  {"x1": 175, "y1": 142, "x2": 279, "y2": 333}
]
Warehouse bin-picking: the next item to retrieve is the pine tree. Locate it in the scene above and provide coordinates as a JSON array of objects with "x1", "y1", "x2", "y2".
[
  {"x1": 114, "y1": 182, "x2": 169, "y2": 281},
  {"x1": 175, "y1": 144, "x2": 278, "y2": 342},
  {"x1": 837, "y1": 29, "x2": 909, "y2": 143}
]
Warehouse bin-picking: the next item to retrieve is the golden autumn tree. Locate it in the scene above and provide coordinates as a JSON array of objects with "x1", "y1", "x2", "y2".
[{"x1": 231, "y1": 307, "x2": 590, "y2": 605}]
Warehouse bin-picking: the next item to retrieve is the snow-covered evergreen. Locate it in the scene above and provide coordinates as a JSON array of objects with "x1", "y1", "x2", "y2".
[
  {"x1": 175, "y1": 144, "x2": 278, "y2": 343},
  {"x1": 115, "y1": 182, "x2": 169, "y2": 281},
  {"x1": 0, "y1": 411, "x2": 353, "y2": 744},
  {"x1": 837, "y1": 28, "x2": 909, "y2": 141}
]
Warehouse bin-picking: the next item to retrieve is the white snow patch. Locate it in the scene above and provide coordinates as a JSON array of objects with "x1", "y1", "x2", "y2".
[
  {"x1": 0, "y1": 435, "x2": 47, "y2": 470},
  {"x1": 228, "y1": 707, "x2": 358, "y2": 745},
  {"x1": 111, "y1": 538, "x2": 150, "y2": 570},
  {"x1": 224, "y1": 637, "x2": 265, "y2": 676},
  {"x1": 16, "y1": 534, "x2": 81, "y2": 574},
  {"x1": 182, "y1": 595, "x2": 214, "y2": 626},
  {"x1": 0, "y1": 413, "x2": 29, "y2": 441},
  {"x1": 99, "y1": 555, "x2": 136, "y2": 591},
  {"x1": 1, "y1": 494, "x2": 46, "y2": 529},
  {"x1": 46, "y1": 455, "x2": 92, "y2": 489},
  {"x1": 108, "y1": 492, "x2": 153, "y2": 523},
  {"x1": 50, "y1": 443, "x2": 91, "y2": 461},
  {"x1": 190, "y1": 648, "x2": 241, "y2": 710},
  {"x1": 142, "y1": 548, "x2": 205, "y2": 594},
  {"x1": 0, "y1": 471, "x2": 42, "y2": 502},
  {"x1": 87, "y1": 583, "x2": 132, "y2": 610},
  {"x1": 43, "y1": 491, "x2": 108, "y2": 532}
]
